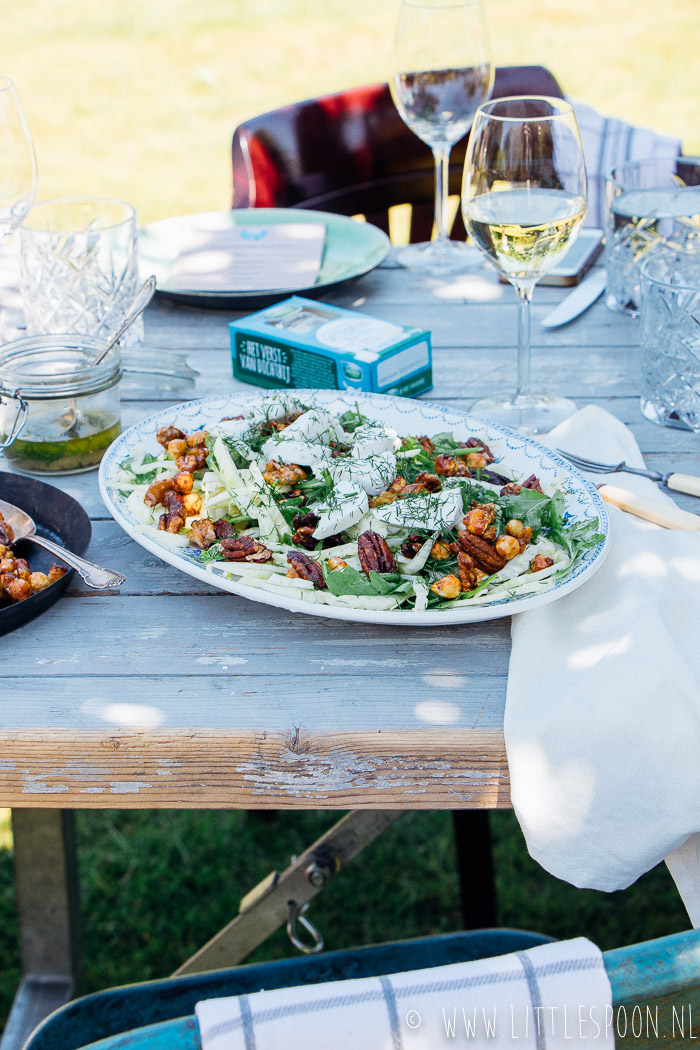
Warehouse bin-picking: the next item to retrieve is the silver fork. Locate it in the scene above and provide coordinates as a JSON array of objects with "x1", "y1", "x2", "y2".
[{"x1": 555, "y1": 449, "x2": 700, "y2": 498}]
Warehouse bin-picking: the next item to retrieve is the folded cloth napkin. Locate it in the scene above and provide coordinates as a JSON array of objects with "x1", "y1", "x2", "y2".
[
  {"x1": 196, "y1": 937, "x2": 613, "y2": 1050},
  {"x1": 505, "y1": 405, "x2": 700, "y2": 921},
  {"x1": 568, "y1": 100, "x2": 681, "y2": 229}
]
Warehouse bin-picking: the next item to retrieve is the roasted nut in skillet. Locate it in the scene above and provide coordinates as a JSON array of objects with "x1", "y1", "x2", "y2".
[
  {"x1": 358, "y1": 530, "x2": 397, "y2": 575},
  {"x1": 286, "y1": 550, "x2": 326, "y2": 589}
]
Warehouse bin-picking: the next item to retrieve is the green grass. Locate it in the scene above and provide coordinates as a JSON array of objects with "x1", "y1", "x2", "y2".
[
  {"x1": 5, "y1": 0, "x2": 699, "y2": 224},
  {"x1": 0, "y1": 809, "x2": 690, "y2": 1025}
]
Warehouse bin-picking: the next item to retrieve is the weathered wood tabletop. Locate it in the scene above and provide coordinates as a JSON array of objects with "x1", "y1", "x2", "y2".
[{"x1": 2, "y1": 255, "x2": 695, "y2": 812}]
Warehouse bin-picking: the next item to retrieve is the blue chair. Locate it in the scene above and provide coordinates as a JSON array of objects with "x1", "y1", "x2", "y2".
[{"x1": 22, "y1": 927, "x2": 700, "y2": 1050}]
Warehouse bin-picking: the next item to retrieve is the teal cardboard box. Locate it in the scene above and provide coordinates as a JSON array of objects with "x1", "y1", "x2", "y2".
[{"x1": 230, "y1": 296, "x2": 432, "y2": 397}]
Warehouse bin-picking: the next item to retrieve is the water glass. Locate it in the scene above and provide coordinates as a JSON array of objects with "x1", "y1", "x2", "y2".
[
  {"x1": 605, "y1": 158, "x2": 700, "y2": 317},
  {"x1": 640, "y1": 250, "x2": 700, "y2": 431},
  {"x1": 19, "y1": 197, "x2": 143, "y2": 346}
]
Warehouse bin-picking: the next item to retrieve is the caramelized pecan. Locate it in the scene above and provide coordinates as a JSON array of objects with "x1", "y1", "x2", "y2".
[
  {"x1": 156, "y1": 425, "x2": 186, "y2": 447},
  {"x1": 457, "y1": 437, "x2": 495, "y2": 464},
  {"x1": 400, "y1": 534, "x2": 424, "y2": 558},
  {"x1": 188, "y1": 518, "x2": 218, "y2": 549},
  {"x1": 414, "y1": 472, "x2": 442, "y2": 491},
  {"x1": 522, "y1": 474, "x2": 544, "y2": 493},
  {"x1": 220, "y1": 536, "x2": 273, "y2": 563},
  {"x1": 213, "y1": 519, "x2": 236, "y2": 539},
  {"x1": 457, "y1": 530, "x2": 506, "y2": 573},
  {"x1": 263, "y1": 460, "x2": 307, "y2": 486},
  {"x1": 286, "y1": 550, "x2": 326, "y2": 589},
  {"x1": 434, "y1": 453, "x2": 469, "y2": 477},
  {"x1": 457, "y1": 551, "x2": 480, "y2": 591},
  {"x1": 291, "y1": 525, "x2": 318, "y2": 550},
  {"x1": 292, "y1": 511, "x2": 320, "y2": 531},
  {"x1": 357, "y1": 530, "x2": 397, "y2": 576}
]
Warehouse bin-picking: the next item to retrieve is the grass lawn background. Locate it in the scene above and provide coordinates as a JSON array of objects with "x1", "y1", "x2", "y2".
[
  {"x1": 4, "y1": 0, "x2": 699, "y2": 224},
  {"x1": 1, "y1": 0, "x2": 697, "y2": 1027}
]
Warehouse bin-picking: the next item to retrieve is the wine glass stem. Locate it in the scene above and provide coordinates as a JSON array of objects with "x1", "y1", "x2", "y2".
[
  {"x1": 514, "y1": 282, "x2": 535, "y2": 400},
  {"x1": 432, "y1": 146, "x2": 452, "y2": 242}
]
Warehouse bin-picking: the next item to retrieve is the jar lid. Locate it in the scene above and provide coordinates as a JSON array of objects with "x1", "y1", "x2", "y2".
[{"x1": 0, "y1": 335, "x2": 122, "y2": 399}]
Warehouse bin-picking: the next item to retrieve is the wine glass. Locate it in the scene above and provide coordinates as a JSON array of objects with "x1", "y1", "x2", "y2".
[
  {"x1": 0, "y1": 77, "x2": 37, "y2": 338},
  {"x1": 0, "y1": 77, "x2": 37, "y2": 244},
  {"x1": 389, "y1": 0, "x2": 492, "y2": 273},
  {"x1": 461, "y1": 96, "x2": 587, "y2": 434}
]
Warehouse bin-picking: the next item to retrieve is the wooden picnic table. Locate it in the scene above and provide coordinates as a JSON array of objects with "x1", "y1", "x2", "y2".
[
  {"x1": 1, "y1": 251, "x2": 698, "y2": 1047},
  {"x1": 2, "y1": 255, "x2": 694, "y2": 811}
]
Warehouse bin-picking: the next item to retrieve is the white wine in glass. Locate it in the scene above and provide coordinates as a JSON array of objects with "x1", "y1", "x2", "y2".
[
  {"x1": 461, "y1": 96, "x2": 586, "y2": 433},
  {"x1": 390, "y1": 0, "x2": 492, "y2": 273}
]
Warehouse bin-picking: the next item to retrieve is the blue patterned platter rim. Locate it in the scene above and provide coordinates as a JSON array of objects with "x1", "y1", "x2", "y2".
[{"x1": 99, "y1": 390, "x2": 610, "y2": 626}]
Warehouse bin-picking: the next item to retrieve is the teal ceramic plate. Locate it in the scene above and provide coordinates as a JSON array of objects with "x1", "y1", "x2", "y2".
[{"x1": 139, "y1": 208, "x2": 391, "y2": 309}]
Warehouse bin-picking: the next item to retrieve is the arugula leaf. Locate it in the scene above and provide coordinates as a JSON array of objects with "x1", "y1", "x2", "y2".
[{"x1": 324, "y1": 566, "x2": 413, "y2": 599}]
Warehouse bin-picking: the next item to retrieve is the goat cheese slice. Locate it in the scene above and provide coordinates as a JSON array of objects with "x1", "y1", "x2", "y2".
[
  {"x1": 312, "y1": 483, "x2": 369, "y2": 539},
  {"x1": 350, "y1": 422, "x2": 398, "y2": 459},
  {"x1": 328, "y1": 451, "x2": 397, "y2": 496},
  {"x1": 279, "y1": 407, "x2": 345, "y2": 445},
  {"x1": 261, "y1": 435, "x2": 333, "y2": 468},
  {"x1": 372, "y1": 488, "x2": 464, "y2": 531}
]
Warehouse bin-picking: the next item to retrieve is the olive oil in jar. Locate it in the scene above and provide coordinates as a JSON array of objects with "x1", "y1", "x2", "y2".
[{"x1": 0, "y1": 335, "x2": 122, "y2": 475}]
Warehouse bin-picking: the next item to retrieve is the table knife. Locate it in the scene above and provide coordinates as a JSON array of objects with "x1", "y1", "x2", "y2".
[{"x1": 541, "y1": 269, "x2": 607, "y2": 329}]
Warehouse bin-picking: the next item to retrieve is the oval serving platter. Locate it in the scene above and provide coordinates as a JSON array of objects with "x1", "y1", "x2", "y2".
[{"x1": 99, "y1": 390, "x2": 610, "y2": 626}]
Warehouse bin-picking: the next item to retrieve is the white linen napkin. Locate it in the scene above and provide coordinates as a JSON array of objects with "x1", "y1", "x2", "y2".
[
  {"x1": 568, "y1": 100, "x2": 682, "y2": 229},
  {"x1": 505, "y1": 404, "x2": 700, "y2": 923},
  {"x1": 195, "y1": 937, "x2": 613, "y2": 1050}
]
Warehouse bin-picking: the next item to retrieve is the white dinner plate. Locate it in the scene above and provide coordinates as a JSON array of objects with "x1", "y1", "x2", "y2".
[
  {"x1": 139, "y1": 209, "x2": 391, "y2": 309},
  {"x1": 99, "y1": 390, "x2": 610, "y2": 626}
]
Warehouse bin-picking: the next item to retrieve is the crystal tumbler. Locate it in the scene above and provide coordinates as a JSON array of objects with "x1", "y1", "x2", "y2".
[
  {"x1": 605, "y1": 158, "x2": 700, "y2": 317},
  {"x1": 640, "y1": 250, "x2": 700, "y2": 431},
  {"x1": 19, "y1": 197, "x2": 143, "y2": 346}
]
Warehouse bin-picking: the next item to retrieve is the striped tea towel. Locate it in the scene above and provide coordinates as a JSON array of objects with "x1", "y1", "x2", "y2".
[
  {"x1": 196, "y1": 936, "x2": 613, "y2": 1050},
  {"x1": 569, "y1": 100, "x2": 681, "y2": 228}
]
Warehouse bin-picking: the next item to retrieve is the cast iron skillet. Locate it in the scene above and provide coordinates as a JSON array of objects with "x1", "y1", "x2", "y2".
[{"x1": 0, "y1": 471, "x2": 92, "y2": 636}]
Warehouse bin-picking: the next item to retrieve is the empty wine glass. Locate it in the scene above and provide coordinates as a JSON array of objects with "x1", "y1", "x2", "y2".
[
  {"x1": 390, "y1": 0, "x2": 492, "y2": 273},
  {"x1": 0, "y1": 77, "x2": 37, "y2": 338},
  {"x1": 0, "y1": 77, "x2": 37, "y2": 244},
  {"x1": 461, "y1": 96, "x2": 587, "y2": 434}
]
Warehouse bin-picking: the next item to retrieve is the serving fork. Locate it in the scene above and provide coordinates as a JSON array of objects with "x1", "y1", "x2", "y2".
[{"x1": 555, "y1": 449, "x2": 700, "y2": 498}]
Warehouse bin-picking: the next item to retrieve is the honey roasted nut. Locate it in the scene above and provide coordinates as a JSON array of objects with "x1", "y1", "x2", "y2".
[
  {"x1": 494, "y1": 534, "x2": 521, "y2": 561},
  {"x1": 369, "y1": 477, "x2": 406, "y2": 507},
  {"x1": 286, "y1": 550, "x2": 326, "y2": 589},
  {"x1": 457, "y1": 530, "x2": 506, "y2": 573},
  {"x1": 429, "y1": 574, "x2": 461, "y2": 600},
  {"x1": 263, "y1": 460, "x2": 307, "y2": 486},
  {"x1": 357, "y1": 530, "x2": 398, "y2": 576},
  {"x1": 221, "y1": 536, "x2": 273, "y2": 563},
  {"x1": 429, "y1": 539, "x2": 451, "y2": 561},
  {"x1": 291, "y1": 525, "x2": 318, "y2": 550},
  {"x1": 463, "y1": 503, "x2": 496, "y2": 536},
  {"x1": 188, "y1": 518, "x2": 217, "y2": 549},
  {"x1": 456, "y1": 551, "x2": 480, "y2": 591},
  {"x1": 414, "y1": 472, "x2": 442, "y2": 492},
  {"x1": 176, "y1": 446, "x2": 208, "y2": 473},
  {"x1": 530, "y1": 554, "x2": 554, "y2": 573},
  {"x1": 156, "y1": 425, "x2": 186, "y2": 447},
  {"x1": 434, "y1": 453, "x2": 469, "y2": 477}
]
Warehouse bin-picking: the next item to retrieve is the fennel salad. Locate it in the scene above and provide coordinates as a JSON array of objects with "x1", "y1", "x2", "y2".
[{"x1": 112, "y1": 392, "x2": 604, "y2": 613}]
